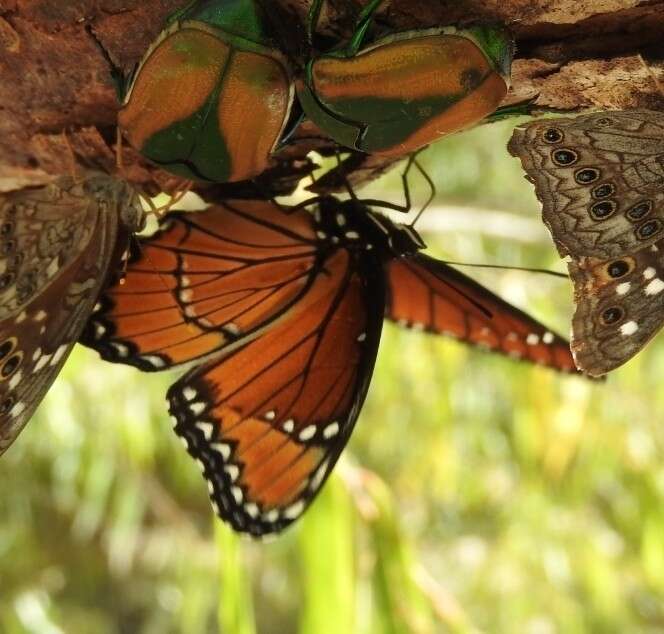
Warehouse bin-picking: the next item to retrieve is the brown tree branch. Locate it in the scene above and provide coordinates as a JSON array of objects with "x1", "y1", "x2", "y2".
[{"x1": 1, "y1": 0, "x2": 662, "y2": 194}]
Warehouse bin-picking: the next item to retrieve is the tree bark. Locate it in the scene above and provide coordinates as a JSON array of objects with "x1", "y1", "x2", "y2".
[{"x1": 1, "y1": 0, "x2": 662, "y2": 194}]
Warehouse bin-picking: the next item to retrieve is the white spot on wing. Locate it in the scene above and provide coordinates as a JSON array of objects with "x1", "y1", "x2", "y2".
[
  {"x1": 323, "y1": 422, "x2": 339, "y2": 439},
  {"x1": 526, "y1": 334, "x2": 540, "y2": 346},
  {"x1": 620, "y1": 320, "x2": 639, "y2": 336},
  {"x1": 35, "y1": 354, "x2": 51, "y2": 371},
  {"x1": 298, "y1": 425, "x2": 316, "y2": 441},
  {"x1": 284, "y1": 500, "x2": 305, "y2": 520},
  {"x1": 542, "y1": 332, "x2": 555, "y2": 344},
  {"x1": 264, "y1": 410, "x2": 276, "y2": 421},
  {"x1": 32, "y1": 347, "x2": 42, "y2": 362},
  {"x1": 189, "y1": 401, "x2": 206, "y2": 415},
  {"x1": 140, "y1": 355, "x2": 166, "y2": 369},
  {"x1": 224, "y1": 465, "x2": 240, "y2": 482},
  {"x1": 8, "y1": 371, "x2": 21, "y2": 390},
  {"x1": 196, "y1": 421, "x2": 215, "y2": 440},
  {"x1": 14, "y1": 311, "x2": 26, "y2": 324},
  {"x1": 282, "y1": 419, "x2": 295, "y2": 433},
  {"x1": 10, "y1": 401, "x2": 25, "y2": 417},
  {"x1": 211, "y1": 443, "x2": 231, "y2": 460},
  {"x1": 616, "y1": 282, "x2": 631, "y2": 296},
  {"x1": 643, "y1": 267, "x2": 656, "y2": 280},
  {"x1": 183, "y1": 387, "x2": 197, "y2": 401},
  {"x1": 111, "y1": 342, "x2": 129, "y2": 358},
  {"x1": 309, "y1": 461, "x2": 329, "y2": 492},
  {"x1": 231, "y1": 486, "x2": 243, "y2": 504},
  {"x1": 34, "y1": 310, "x2": 47, "y2": 322},
  {"x1": 645, "y1": 278, "x2": 664, "y2": 296},
  {"x1": 245, "y1": 503, "x2": 260, "y2": 518},
  {"x1": 50, "y1": 344, "x2": 68, "y2": 366}
]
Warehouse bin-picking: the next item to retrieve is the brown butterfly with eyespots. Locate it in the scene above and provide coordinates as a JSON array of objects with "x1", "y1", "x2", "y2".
[
  {"x1": 81, "y1": 195, "x2": 578, "y2": 536},
  {"x1": 0, "y1": 174, "x2": 144, "y2": 454},
  {"x1": 508, "y1": 109, "x2": 664, "y2": 376}
]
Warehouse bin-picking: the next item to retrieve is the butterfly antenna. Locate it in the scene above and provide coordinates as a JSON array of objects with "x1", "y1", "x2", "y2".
[{"x1": 441, "y1": 260, "x2": 569, "y2": 279}]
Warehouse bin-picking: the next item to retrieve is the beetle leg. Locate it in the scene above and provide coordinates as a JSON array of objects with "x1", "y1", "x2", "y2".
[
  {"x1": 358, "y1": 150, "x2": 432, "y2": 217},
  {"x1": 484, "y1": 99, "x2": 536, "y2": 123},
  {"x1": 165, "y1": 0, "x2": 199, "y2": 25},
  {"x1": 307, "y1": 0, "x2": 326, "y2": 46},
  {"x1": 345, "y1": 0, "x2": 386, "y2": 56},
  {"x1": 410, "y1": 157, "x2": 436, "y2": 227}
]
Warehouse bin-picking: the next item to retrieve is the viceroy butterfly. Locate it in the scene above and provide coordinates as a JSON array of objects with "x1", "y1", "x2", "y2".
[{"x1": 82, "y1": 195, "x2": 578, "y2": 535}]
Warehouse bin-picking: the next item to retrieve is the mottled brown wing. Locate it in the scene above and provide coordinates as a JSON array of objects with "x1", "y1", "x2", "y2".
[
  {"x1": 568, "y1": 240, "x2": 664, "y2": 376},
  {"x1": 0, "y1": 176, "x2": 143, "y2": 454},
  {"x1": 386, "y1": 254, "x2": 578, "y2": 373},
  {"x1": 508, "y1": 110, "x2": 664, "y2": 259}
]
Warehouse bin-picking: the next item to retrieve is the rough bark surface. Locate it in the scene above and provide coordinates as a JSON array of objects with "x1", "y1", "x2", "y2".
[{"x1": 1, "y1": 0, "x2": 663, "y2": 194}]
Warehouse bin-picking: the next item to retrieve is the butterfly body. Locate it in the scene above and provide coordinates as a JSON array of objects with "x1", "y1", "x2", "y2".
[
  {"x1": 84, "y1": 197, "x2": 576, "y2": 535},
  {"x1": 0, "y1": 175, "x2": 144, "y2": 453},
  {"x1": 509, "y1": 109, "x2": 664, "y2": 375}
]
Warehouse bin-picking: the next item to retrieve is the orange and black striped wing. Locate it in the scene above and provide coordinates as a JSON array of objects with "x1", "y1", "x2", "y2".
[
  {"x1": 82, "y1": 200, "x2": 319, "y2": 370},
  {"x1": 168, "y1": 250, "x2": 384, "y2": 536},
  {"x1": 386, "y1": 254, "x2": 577, "y2": 373}
]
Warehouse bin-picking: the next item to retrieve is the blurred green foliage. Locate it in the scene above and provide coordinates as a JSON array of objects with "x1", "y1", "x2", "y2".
[{"x1": 3, "y1": 121, "x2": 664, "y2": 633}]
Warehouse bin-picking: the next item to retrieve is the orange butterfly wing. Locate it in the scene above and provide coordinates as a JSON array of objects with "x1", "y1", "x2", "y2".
[
  {"x1": 386, "y1": 254, "x2": 577, "y2": 373},
  {"x1": 168, "y1": 249, "x2": 384, "y2": 535},
  {"x1": 83, "y1": 200, "x2": 319, "y2": 370}
]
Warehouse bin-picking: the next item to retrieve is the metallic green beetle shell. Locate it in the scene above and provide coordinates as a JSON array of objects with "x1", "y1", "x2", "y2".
[
  {"x1": 119, "y1": 1, "x2": 294, "y2": 183},
  {"x1": 296, "y1": 25, "x2": 513, "y2": 156}
]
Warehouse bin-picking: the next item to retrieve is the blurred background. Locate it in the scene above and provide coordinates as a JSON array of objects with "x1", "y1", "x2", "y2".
[{"x1": 3, "y1": 120, "x2": 664, "y2": 634}]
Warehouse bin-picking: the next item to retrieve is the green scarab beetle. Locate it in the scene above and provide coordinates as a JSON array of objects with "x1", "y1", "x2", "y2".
[
  {"x1": 118, "y1": 0, "x2": 295, "y2": 182},
  {"x1": 297, "y1": 0, "x2": 514, "y2": 157}
]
